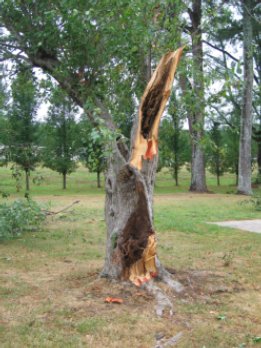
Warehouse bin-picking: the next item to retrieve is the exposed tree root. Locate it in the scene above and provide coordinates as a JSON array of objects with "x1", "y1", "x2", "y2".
[
  {"x1": 154, "y1": 332, "x2": 183, "y2": 348},
  {"x1": 156, "y1": 259, "x2": 184, "y2": 293},
  {"x1": 142, "y1": 281, "x2": 173, "y2": 317},
  {"x1": 139, "y1": 260, "x2": 184, "y2": 317},
  {"x1": 141, "y1": 267, "x2": 184, "y2": 317},
  {"x1": 158, "y1": 267, "x2": 184, "y2": 293}
]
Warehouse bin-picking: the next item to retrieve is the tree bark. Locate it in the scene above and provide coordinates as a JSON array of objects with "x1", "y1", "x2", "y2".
[
  {"x1": 257, "y1": 142, "x2": 261, "y2": 183},
  {"x1": 216, "y1": 152, "x2": 220, "y2": 186},
  {"x1": 172, "y1": 111, "x2": 179, "y2": 187},
  {"x1": 97, "y1": 171, "x2": 101, "y2": 188},
  {"x1": 174, "y1": 162, "x2": 179, "y2": 187},
  {"x1": 237, "y1": 0, "x2": 254, "y2": 195},
  {"x1": 62, "y1": 172, "x2": 67, "y2": 190},
  {"x1": 217, "y1": 172, "x2": 220, "y2": 186},
  {"x1": 25, "y1": 169, "x2": 30, "y2": 191},
  {"x1": 253, "y1": 127, "x2": 261, "y2": 184},
  {"x1": 187, "y1": 0, "x2": 208, "y2": 193}
]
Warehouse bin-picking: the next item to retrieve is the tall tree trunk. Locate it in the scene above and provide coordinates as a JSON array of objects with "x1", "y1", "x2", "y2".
[
  {"x1": 25, "y1": 169, "x2": 30, "y2": 191},
  {"x1": 62, "y1": 172, "x2": 67, "y2": 190},
  {"x1": 97, "y1": 171, "x2": 101, "y2": 188},
  {"x1": 174, "y1": 161, "x2": 179, "y2": 187},
  {"x1": 233, "y1": 159, "x2": 239, "y2": 186},
  {"x1": 187, "y1": 0, "x2": 208, "y2": 193},
  {"x1": 217, "y1": 173, "x2": 220, "y2": 186},
  {"x1": 172, "y1": 109, "x2": 179, "y2": 187},
  {"x1": 189, "y1": 134, "x2": 207, "y2": 192},
  {"x1": 237, "y1": 0, "x2": 254, "y2": 195},
  {"x1": 217, "y1": 154, "x2": 220, "y2": 186}
]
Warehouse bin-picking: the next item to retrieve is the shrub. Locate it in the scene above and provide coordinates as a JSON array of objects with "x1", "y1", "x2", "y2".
[
  {"x1": 0, "y1": 198, "x2": 45, "y2": 240},
  {"x1": 247, "y1": 195, "x2": 261, "y2": 211},
  {"x1": 240, "y1": 195, "x2": 261, "y2": 212}
]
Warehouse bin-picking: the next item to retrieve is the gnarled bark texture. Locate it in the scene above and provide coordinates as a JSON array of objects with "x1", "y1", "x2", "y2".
[{"x1": 102, "y1": 49, "x2": 184, "y2": 284}]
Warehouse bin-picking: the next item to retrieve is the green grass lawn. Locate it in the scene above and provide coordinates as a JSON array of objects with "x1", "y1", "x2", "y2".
[
  {"x1": 0, "y1": 166, "x2": 260, "y2": 347},
  {"x1": 1, "y1": 163, "x2": 260, "y2": 196}
]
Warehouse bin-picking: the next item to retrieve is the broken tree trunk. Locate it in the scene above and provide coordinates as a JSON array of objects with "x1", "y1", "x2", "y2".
[{"x1": 102, "y1": 48, "x2": 184, "y2": 288}]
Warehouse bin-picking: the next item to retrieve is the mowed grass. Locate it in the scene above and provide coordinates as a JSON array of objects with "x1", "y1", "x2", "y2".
[
  {"x1": 0, "y1": 166, "x2": 260, "y2": 347},
  {"x1": 1, "y1": 163, "x2": 259, "y2": 196}
]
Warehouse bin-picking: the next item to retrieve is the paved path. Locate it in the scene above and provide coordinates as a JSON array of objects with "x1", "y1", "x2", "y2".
[{"x1": 210, "y1": 219, "x2": 261, "y2": 233}]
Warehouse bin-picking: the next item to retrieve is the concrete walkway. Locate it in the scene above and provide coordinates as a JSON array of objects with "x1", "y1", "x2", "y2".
[{"x1": 210, "y1": 219, "x2": 261, "y2": 233}]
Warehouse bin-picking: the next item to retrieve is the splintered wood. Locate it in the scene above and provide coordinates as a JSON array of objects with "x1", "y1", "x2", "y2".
[
  {"x1": 129, "y1": 234, "x2": 157, "y2": 286},
  {"x1": 130, "y1": 47, "x2": 184, "y2": 171},
  {"x1": 128, "y1": 47, "x2": 183, "y2": 286}
]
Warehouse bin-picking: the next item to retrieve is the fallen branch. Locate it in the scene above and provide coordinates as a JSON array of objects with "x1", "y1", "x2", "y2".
[{"x1": 42, "y1": 200, "x2": 80, "y2": 216}]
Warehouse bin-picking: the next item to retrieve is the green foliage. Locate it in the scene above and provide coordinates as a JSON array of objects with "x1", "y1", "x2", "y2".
[
  {"x1": 78, "y1": 110, "x2": 124, "y2": 185},
  {"x1": 3, "y1": 67, "x2": 40, "y2": 190},
  {"x1": 0, "y1": 198, "x2": 45, "y2": 240},
  {"x1": 242, "y1": 195, "x2": 261, "y2": 212},
  {"x1": 0, "y1": 191, "x2": 10, "y2": 199},
  {"x1": 159, "y1": 98, "x2": 191, "y2": 185},
  {"x1": 205, "y1": 122, "x2": 226, "y2": 185},
  {"x1": 41, "y1": 88, "x2": 79, "y2": 188},
  {"x1": 11, "y1": 165, "x2": 23, "y2": 192},
  {"x1": 32, "y1": 172, "x2": 45, "y2": 186}
]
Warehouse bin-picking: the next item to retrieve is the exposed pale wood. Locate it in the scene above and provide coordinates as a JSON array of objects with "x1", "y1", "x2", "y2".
[{"x1": 130, "y1": 47, "x2": 184, "y2": 171}]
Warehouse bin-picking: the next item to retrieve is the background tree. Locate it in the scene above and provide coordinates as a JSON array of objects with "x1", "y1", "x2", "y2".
[
  {"x1": 41, "y1": 89, "x2": 79, "y2": 189},
  {"x1": 0, "y1": 79, "x2": 9, "y2": 166},
  {"x1": 237, "y1": 0, "x2": 254, "y2": 195},
  {"x1": 186, "y1": 0, "x2": 208, "y2": 192},
  {"x1": 160, "y1": 95, "x2": 190, "y2": 186},
  {"x1": 253, "y1": 126, "x2": 261, "y2": 184},
  {"x1": 223, "y1": 126, "x2": 240, "y2": 186},
  {"x1": 78, "y1": 115, "x2": 107, "y2": 188},
  {"x1": 7, "y1": 67, "x2": 39, "y2": 191},
  {"x1": 204, "y1": 0, "x2": 259, "y2": 193},
  {"x1": 206, "y1": 121, "x2": 226, "y2": 186}
]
